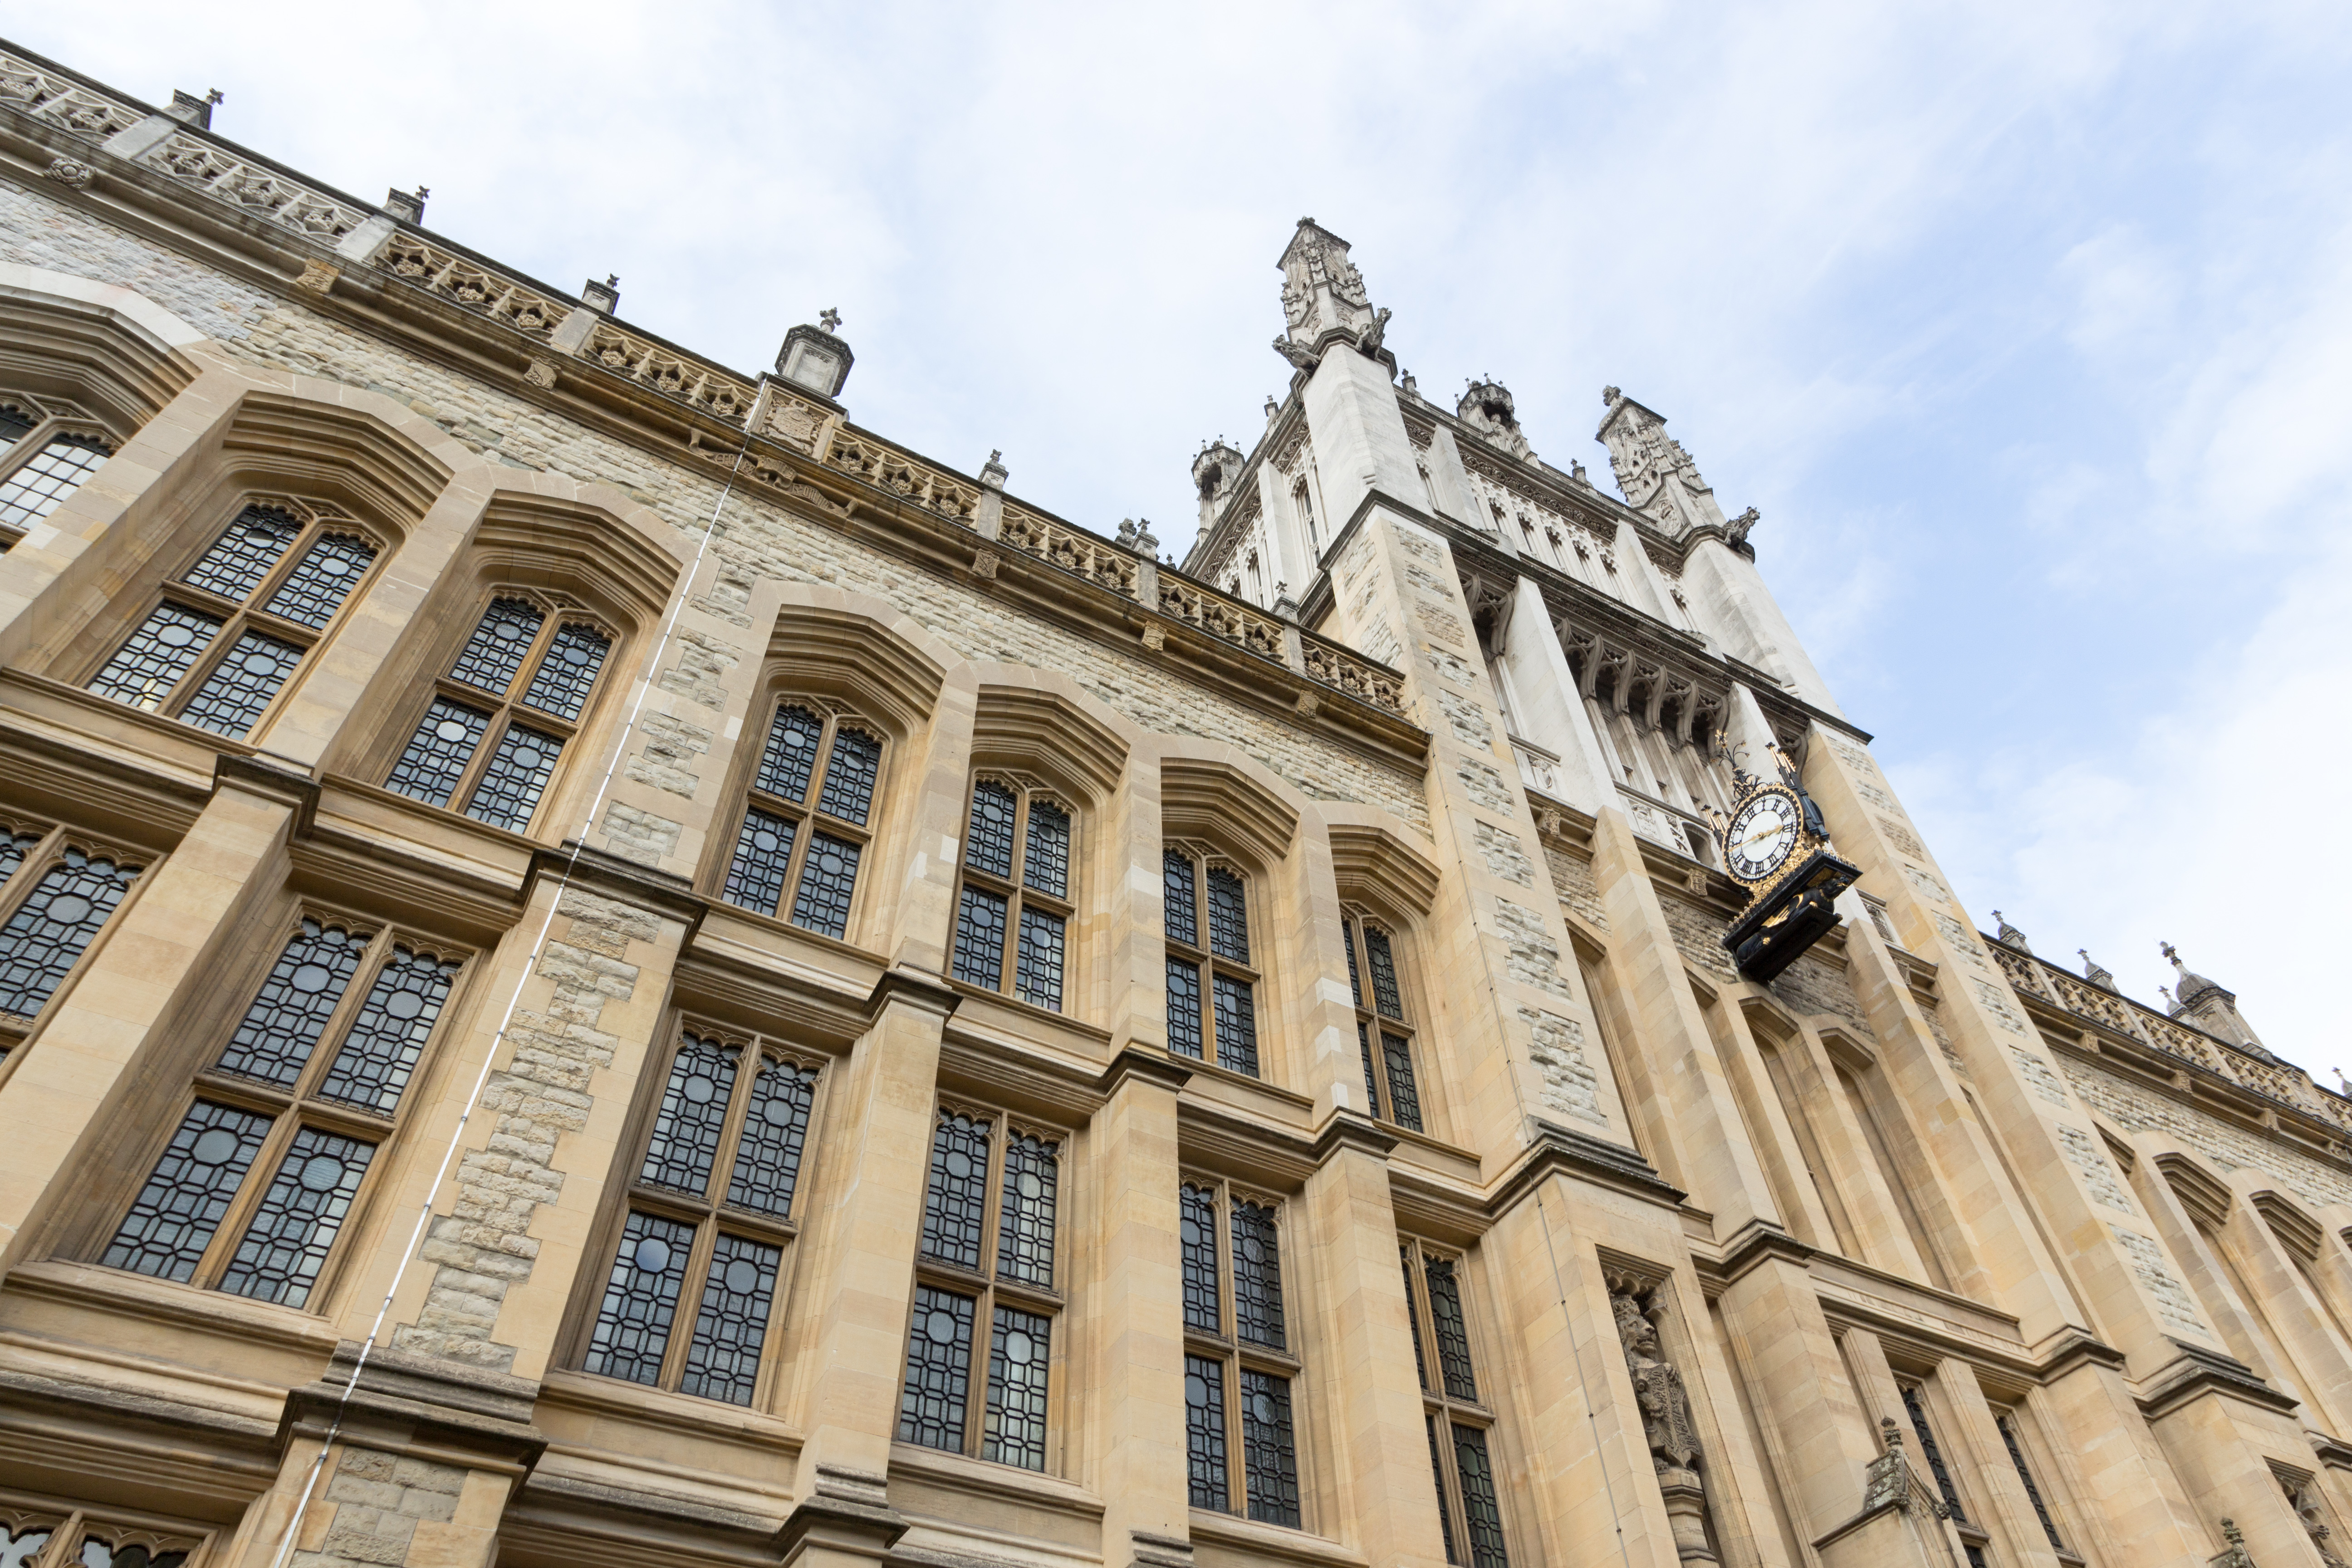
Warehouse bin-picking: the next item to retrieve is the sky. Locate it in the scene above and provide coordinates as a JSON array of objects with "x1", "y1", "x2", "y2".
[{"x1": 15, "y1": 2, "x2": 2350, "y2": 1070}]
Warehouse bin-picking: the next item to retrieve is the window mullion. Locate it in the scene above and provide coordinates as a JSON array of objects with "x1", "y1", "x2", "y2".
[
  {"x1": 0, "y1": 824, "x2": 65, "y2": 927},
  {"x1": 187, "y1": 1103, "x2": 300, "y2": 1290},
  {"x1": 283, "y1": 927, "x2": 394, "y2": 1102},
  {"x1": 657, "y1": 1216, "x2": 724, "y2": 1392}
]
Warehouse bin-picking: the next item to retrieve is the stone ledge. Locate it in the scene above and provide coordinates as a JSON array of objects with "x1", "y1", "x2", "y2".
[
  {"x1": 2136, "y1": 1339, "x2": 2300, "y2": 1422},
  {"x1": 275, "y1": 1339, "x2": 545, "y2": 1470},
  {"x1": 1485, "y1": 1118, "x2": 1684, "y2": 1219}
]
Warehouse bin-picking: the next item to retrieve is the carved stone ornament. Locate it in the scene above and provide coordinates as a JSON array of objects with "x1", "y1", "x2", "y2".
[
  {"x1": 44, "y1": 156, "x2": 93, "y2": 190},
  {"x1": 523, "y1": 356, "x2": 558, "y2": 389},
  {"x1": 970, "y1": 548, "x2": 999, "y2": 580},
  {"x1": 1860, "y1": 1418, "x2": 1950, "y2": 1520},
  {"x1": 1612, "y1": 1280, "x2": 1716, "y2": 1563},
  {"x1": 1140, "y1": 623, "x2": 1167, "y2": 652},
  {"x1": 295, "y1": 260, "x2": 339, "y2": 295}
]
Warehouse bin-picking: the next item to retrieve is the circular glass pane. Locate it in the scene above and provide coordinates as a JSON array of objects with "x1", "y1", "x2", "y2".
[
  {"x1": 1003, "y1": 1329, "x2": 1033, "y2": 1365},
  {"x1": 45, "y1": 894, "x2": 92, "y2": 926},
  {"x1": 751, "y1": 830, "x2": 779, "y2": 852},
  {"x1": 1252, "y1": 1393, "x2": 1275, "y2": 1424},
  {"x1": 682, "y1": 1073, "x2": 715, "y2": 1104},
  {"x1": 943, "y1": 1151, "x2": 971, "y2": 1180},
  {"x1": 1185, "y1": 1373, "x2": 1210, "y2": 1408},
  {"x1": 435, "y1": 719, "x2": 471, "y2": 744},
  {"x1": 763, "y1": 1093, "x2": 800, "y2": 1126},
  {"x1": 511, "y1": 748, "x2": 544, "y2": 772},
  {"x1": 725, "y1": 1258, "x2": 761, "y2": 1294},
  {"x1": 1180, "y1": 1218, "x2": 1200, "y2": 1246},
  {"x1": 299, "y1": 1154, "x2": 346, "y2": 1191},
  {"x1": 493, "y1": 619, "x2": 525, "y2": 640},
  {"x1": 1018, "y1": 1171, "x2": 1044, "y2": 1200},
  {"x1": 191, "y1": 1128, "x2": 240, "y2": 1165},
  {"x1": 384, "y1": 990, "x2": 425, "y2": 1020},
  {"x1": 781, "y1": 727, "x2": 808, "y2": 747},
  {"x1": 158, "y1": 624, "x2": 195, "y2": 648},
  {"x1": 925, "y1": 1308, "x2": 959, "y2": 1344},
  {"x1": 316, "y1": 556, "x2": 349, "y2": 576},
  {"x1": 289, "y1": 962, "x2": 334, "y2": 994},
  {"x1": 242, "y1": 652, "x2": 281, "y2": 676},
  {"x1": 818, "y1": 852, "x2": 844, "y2": 874},
  {"x1": 633, "y1": 1236, "x2": 672, "y2": 1274},
  {"x1": 1240, "y1": 1238, "x2": 1263, "y2": 1264},
  {"x1": 562, "y1": 643, "x2": 590, "y2": 665}
]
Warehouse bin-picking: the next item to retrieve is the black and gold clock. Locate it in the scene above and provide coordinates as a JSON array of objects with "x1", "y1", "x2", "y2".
[{"x1": 1709, "y1": 743, "x2": 1858, "y2": 983}]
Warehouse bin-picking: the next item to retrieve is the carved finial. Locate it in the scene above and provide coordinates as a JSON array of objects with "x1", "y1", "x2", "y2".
[
  {"x1": 416, "y1": 186, "x2": 430, "y2": 200},
  {"x1": 1993, "y1": 911, "x2": 2032, "y2": 952},
  {"x1": 1264, "y1": 394, "x2": 1279, "y2": 419},
  {"x1": 2079, "y1": 949, "x2": 2116, "y2": 990},
  {"x1": 206, "y1": 88, "x2": 225, "y2": 105},
  {"x1": 1880, "y1": 1416, "x2": 1904, "y2": 1451},
  {"x1": 1298, "y1": 215, "x2": 1316, "y2": 227},
  {"x1": 2222, "y1": 1520, "x2": 2245, "y2": 1549},
  {"x1": 1602, "y1": 385, "x2": 1622, "y2": 405},
  {"x1": 1400, "y1": 368, "x2": 1417, "y2": 395},
  {"x1": 988, "y1": 449, "x2": 1001, "y2": 465},
  {"x1": 819, "y1": 307, "x2": 842, "y2": 333}
]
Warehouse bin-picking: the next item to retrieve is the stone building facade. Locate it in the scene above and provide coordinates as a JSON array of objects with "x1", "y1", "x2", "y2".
[{"x1": 0, "y1": 37, "x2": 2347, "y2": 1568}]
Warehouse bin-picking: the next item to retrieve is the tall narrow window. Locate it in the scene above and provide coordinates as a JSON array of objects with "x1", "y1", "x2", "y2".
[
  {"x1": 0, "y1": 393, "x2": 116, "y2": 550},
  {"x1": 0, "y1": 817, "x2": 144, "y2": 1058},
  {"x1": 951, "y1": 777, "x2": 1074, "y2": 1012},
  {"x1": 583, "y1": 1025, "x2": 822, "y2": 1405},
  {"x1": 1994, "y1": 1410, "x2": 2067, "y2": 1554},
  {"x1": 1403, "y1": 1238, "x2": 1510, "y2": 1566},
  {"x1": 1292, "y1": 480, "x2": 1318, "y2": 557},
  {"x1": 86, "y1": 499, "x2": 381, "y2": 740},
  {"x1": 1182, "y1": 1175, "x2": 1303, "y2": 1527},
  {"x1": 102, "y1": 916, "x2": 464, "y2": 1309},
  {"x1": 717, "y1": 698, "x2": 884, "y2": 942},
  {"x1": 1902, "y1": 1383, "x2": 1987, "y2": 1568},
  {"x1": 385, "y1": 593, "x2": 615, "y2": 834},
  {"x1": 1164, "y1": 849, "x2": 1261, "y2": 1078},
  {"x1": 899, "y1": 1105, "x2": 1064, "y2": 1471},
  {"x1": 1343, "y1": 915, "x2": 1427, "y2": 1132}
]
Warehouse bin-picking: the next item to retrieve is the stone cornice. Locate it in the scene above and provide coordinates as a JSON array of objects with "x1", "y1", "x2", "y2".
[
  {"x1": 526, "y1": 839, "x2": 705, "y2": 938},
  {"x1": 1484, "y1": 1118, "x2": 1683, "y2": 1219},
  {"x1": 2136, "y1": 1339, "x2": 2301, "y2": 1422}
]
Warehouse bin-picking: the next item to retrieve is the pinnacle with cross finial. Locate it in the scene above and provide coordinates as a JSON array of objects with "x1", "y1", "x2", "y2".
[{"x1": 819, "y1": 308, "x2": 842, "y2": 333}]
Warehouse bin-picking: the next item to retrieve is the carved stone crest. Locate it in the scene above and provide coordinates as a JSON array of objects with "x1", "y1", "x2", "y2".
[
  {"x1": 523, "y1": 356, "x2": 558, "y2": 389},
  {"x1": 45, "y1": 157, "x2": 93, "y2": 190},
  {"x1": 295, "y1": 260, "x2": 340, "y2": 295}
]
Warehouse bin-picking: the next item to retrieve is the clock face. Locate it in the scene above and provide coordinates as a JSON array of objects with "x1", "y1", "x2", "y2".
[{"x1": 1725, "y1": 790, "x2": 1803, "y2": 883}]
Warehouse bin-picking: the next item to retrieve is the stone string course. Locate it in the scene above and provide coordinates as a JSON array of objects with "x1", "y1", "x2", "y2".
[{"x1": 2065, "y1": 1055, "x2": 2352, "y2": 1211}]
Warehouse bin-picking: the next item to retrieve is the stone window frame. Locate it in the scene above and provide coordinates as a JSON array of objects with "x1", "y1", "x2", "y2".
[
  {"x1": 710, "y1": 693, "x2": 888, "y2": 944},
  {"x1": 1163, "y1": 840, "x2": 1267, "y2": 1081},
  {"x1": 0, "y1": 812, "x2": 149, "y2": 1060},
  {"x1": 575, "y1": 1018, "x2": 829, "y2": 1407},
  {"x1": 0, "y1": 1489, "x2": 213, "y2": 1568},
  {"x1": 1817, "y1": 1025, "x2": 1958, "y2": 1293},
  {"x1": 948, "y1": 771, "x2": 1078, "y2": 1015},
  {"x1": 1896, "y1": 1374, "x2": 1991, "y2": 1568},
  {"x1": 897, "y1": 1099, "x2": 1068, "y2": 1473},
  {"x1": 1989, "y1": 1396, "x2": 2080, "y2": 1564},
  {"x1": 1339, "y1": 907, "x2": 1434, "y2": 1136},
  {"x1": 378, "y1": 587, "x2": 622, "y2": 837},
  {"x1": 1180, "y1": 1170, "x2": 1307, "y2": 1530},
  {"x1": 0, "y1": 388, "x2": 120, "y2": 551},
  {"x1": 92, "y1": 904, "x2": 470, "y2": 1313},
  {"x1": 78, "y1": 493, "x2": 390, "y2": 742},
  {"x1": 1401, "y1": 1235, "x2": 1509, "y2": 1568}
]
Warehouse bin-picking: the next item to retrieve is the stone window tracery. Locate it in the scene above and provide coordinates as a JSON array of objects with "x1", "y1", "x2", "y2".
[
  {"x1": 1182, "y1": 1175, "x2": 1302, "y2": 1528},
  {"x1": 583, "y1": 1024, "x2": 822, "y2": 1406},
  {"x1": 1406, "y1": 1237, "x2": 1509, "y2": 1565},
  {"x1": 951, "y1": 776, "x2": 1074, "y2": 1013},
  {"x1": 385, "y1": 592, "x2": 615, "y2": 834},
  {"x1": 1343, "y1": 913, "x2": 1428, "y2": 1132},
  {"x1": 0, "y1": 392, "x2": 118, "y2": 552},
  {"x1": 1165, "y1": 847, "x2": 1261, "y2": 1078},
  {"x1": 899, "y1": 1104, "x2": 1064, "y2": 1472},
  {"x1": 87, "y1": 499, "x2": 383, "y2": 740},
  {"x1": 0, "y1": 1503, "x2": 207, "y2": 1568},
  {"x1": 717, "y1": 697, "x2": 884, "y2": 942},
  {"x1": 0, "y1": 815, "x2": 145, "y2": 1055},
  {"x1": 100, "y1": 914, "x2": 464, "y2": 1310}
]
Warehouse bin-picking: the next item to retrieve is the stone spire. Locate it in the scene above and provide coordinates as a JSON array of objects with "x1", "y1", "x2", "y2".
[
  {"x1": 1596, "y1": 387, "x2": 1728, "y2": 538},
  {"x1": 2162, "y1": 942, "x2": 2268, "y2": 1054},
  {"x1": 2078, "y1": 949, "x2": 2116, "y2": 991},
  {"x1": 1273, "y1": 218, "x2": 1391, "y2": 371},
  {"x1": 1457, "y1": 377, "x2": 1532, "y2": 461},
  {"x1": 776, "y1": 310, "x2": 853, "y2": 400},
  {"x1": 1992, "y1": 911, "x2": 2031, "y2": 953},
  {"x1": 1191, "y1": 439, "x2": 1247, "y2": 535}
]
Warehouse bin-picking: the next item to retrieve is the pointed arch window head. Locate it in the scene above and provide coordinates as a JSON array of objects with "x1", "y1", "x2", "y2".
[
  {"x1": 0, "y1": 824, "x2": 145, "y2": 1036},
  {"x1": 1165, "y1": 848, "x2": 1261, "y2": 1077},
  {"x1": 387, "y1": 591, "x2": 615, "y2": 834},
  {"x1": 0, "y1": 392, "x2": 118, "y2": 550},
  {"x1": 1343, "y1": 915, "x2": 1427, "y2": 1133},
  {"x1": 720, "y1": 698, "x2": 886, "y2": 941},
  {"x1": 952, "y1": 777, "x2": 1074, "y2": 1012},
  {"x1": 88, "y1": 500, "x2": 382, "y2": 740}
]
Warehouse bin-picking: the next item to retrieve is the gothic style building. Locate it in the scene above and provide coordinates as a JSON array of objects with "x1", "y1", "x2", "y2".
[{"x1": 0, "y1": 38, "x2": 2347, "y2": 1568}]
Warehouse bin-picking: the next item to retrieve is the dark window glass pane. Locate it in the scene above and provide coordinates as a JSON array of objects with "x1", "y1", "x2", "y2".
[
  {"x1": 0, "y1": 432, "x2": 109, "y2": 530},
  {"x1": 726, "y1": 1057, "x2": 818, "y2": 1216},
  {"x1": 1404, "y1": 1246, "x2": 1431, "y2": 1392},
  {"x1": 951, "y1": 885, "x2": 1008, "y2": 990},
  {"x1": 1211, "y1": 974, "x2": 1258, "y2": 1077},
  {"x1": 1453, "y1": 1424, "x2": 1509, "y2": 1567},
  {"x1": 638, "y1": 1033, "x2": 740, "y2": 1194},
  {"x1": 998, "y1": 1131, "x2": 1058, "y2": 1287},
  {"x1": 1015, "y1": 909, "x2": 1064, "y2": 1012},
  {"x1": 755, "y1": 703, "x2": 823, "y2": 801},
  {"x1": 519, "y1": 620, "x2": 610, "y2": 720},
  {"x1": 984, "y1": 1304, "x2": 1052, "y2": 1470},
  {"x1": 1023, "y1": 799, "x2": 1070, "y2": 899},
  {"x1": 88, "y1": 602, "x2": 221, "y2": 710},
  {"x1": 1426, "y1": 1257, "x2": 1478, "y2": 1401},
  {"x1": 1429, "y1": 1415, "x2": 1461, "y2": 1565},
  {"x1": 1997, "y1": 1414, "x2": 2065, "y2": 1551},
  {"x1": 1382, "y1": 1032, "x2": 1425, "y2": 1132},
  {"x1": 1185, "y1": 1353, "x2": 1230, "y2": 1511},
  {"x1": 1163, "y1": 849, "x2": 1197, "y2": 945},
  {"x1": 818, "y1": 726, "x2": 882, "y2": 824},
  {"x1": 1231, "y1": 1199, "x2": 1286, "y2": 1350},
  {"x1": 584, "y1": 1210, "x2": 695, "y2": 1385},
  {"x1": 1344, "y1": 918, "x2": 1363, "y2": 1008},
  {"x1": 448, "y1": 598, "x2": 543, "y2": 695},
  {"x1": 464, "y1": 722, "x2": 563, "y2": 831},
  {"x1": 314, "y1": 946, "x2": 461, "y2": 1114},
  {"x1": 0, "y1": 848, "x2": 139, "y2": 1018},
  {"x1": 0, "y1": 829, "x2": 38, "y2": 892},
  {"x1": 679, "y1": 1232, "x2": 780, "y2": 1406},
  {"x1": 387, "y1": 697, "x2": 490, "y2": 806},
  {"x1": 721, "y1": 807, "x2": 796, "y2": 914},
  {"x1": 1181, "y1": 1183, "x2": 1221, "y2": 1335},
  {"x1": 1359, "y1": 1022, "x2": 1381, "y2": 1114},
  {"x1": 260, "y1": 532, "x2": 376, "y2": 628},
  {"x1": 1166, "y1": 957, "x2": 1203, "y2": 1059},
  {"x1": 215, "y1": 918, "x2": 368, "y2": 1086},
  {"x1": 179, "y1": 628, "x2": 304, "y2": 737},
  {"x1": 1903, "y1": 1386, "x2": 1967, "y2": 1521},
  {"x1": 789, "y1": 831, "x2": 860, "y2": 938},
  {"x1": 1206, "y1": 867, "x2": 1250, "y2": 963},
  {"x1": 898, "y1": 1284, "x2": 976, "y2": 1450},
  {"x1": 218, "y1": 1125, "x2": 375, "y2": 1307},
  {"x1": 1365, "y1": 927, "x2": 1405, "y2": 1019},
  {"x1": 102, "y1": 1100, "x2": 274, "y2": 1281},
  {"x1": 0, "y1": 403, "x2": 36, "y2": 446},
  {"x1": 181, "y1": 505, "x2": 300, "y2": 601},
  {"x1": 965, "y1": 780, "x2": 1017, "y2": 879},
  {"x1": 1240, "y1": 1370, "x2": 1302, "y2": 1528},
  {"x1": 921, "y1": 1110, "x2": 991, "y2": 1270}
]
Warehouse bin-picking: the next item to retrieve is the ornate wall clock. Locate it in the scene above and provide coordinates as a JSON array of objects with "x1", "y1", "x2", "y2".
[{"x1": 1709, "y1": 742, "x2": 1859, "y2": 983}]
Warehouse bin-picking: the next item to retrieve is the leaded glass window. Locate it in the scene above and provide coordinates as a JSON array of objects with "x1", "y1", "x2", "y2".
[
  {"x1": 1405, "y1": 1237, "x2": 1510, "y2": 1564},
  {"x1": 86, "y1": 498, "x2": 380, "y2": 739},
  {"x1": 0, "y1": 840, "x2": 143, "y2": 1022},
  {"x1": 101, "y1": 915, "x2": 466, "y2": 1308},
  {"x1": 385, "y1": 593, "x2": 615, "y2": 836},
  {"x1": 902, "y1": 1102, "x2": 1065, "y2": 1471},
  {"x1": 0, "y1": 392, "x2": 116, "y2": 548},
  {"x1": 1903, "y1": 1382, "x2": 1980, "y2": 1568},
  {"x1": 0, "y1": 1506, "x2": 202, "y2": 1568},
  {"x1": 1344, "y1": 916, "x2": 1428, "y2": 1132},
  {"x1": 951, "y1": 777, "x2": 1076, "y2": 1013},
  {"x1": 1996, "y1": 1411, "x2": 2066, "y2": 1553},
  {"x1": 582, "y1": 1024, "x2": 823, "y2": 1405},
  {"x1": 1166, "y1": 850, "x2": 1262, "y2": 1078},
  {"x1": 718, "y1": 699, "x2": 886, "y2": 943},
  {"x1": 1183, "y1": 1174, "x2": 1303, "y2": 1523}
]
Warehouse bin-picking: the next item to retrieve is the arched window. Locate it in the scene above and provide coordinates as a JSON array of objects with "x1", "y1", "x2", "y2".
[
  {"x1": 1292, "y1": 480, "x2": 1317, "y2": 556},
  {"x1": 0, "y1": 1507, "x2": 207, "y2": 1568},
  {"x1": 951, "y1": 777, "x2": 1073, "y2": 1012},
  {"x1": 1342, "y1": 915, "x2": 1426, "y2": 1133},
  {"x1": 1181, "y1": 1176, "x2": 1301, "y2": 1526},
  {"x1": 583, "y1": 1025, "x2": 823, "y2": 1405},
  {"x1": 0, "y1": 392, "x2": 115, "y2": 550},
  {"x1": 101, "y1": 914, "x2": 464, "y2": 1308},
  {"x1": 718, "y1": 698, "x2": 883, "y2": 941},
  {"x1": 0, "y1": 817, "x2": 145, "y2": 1056},
  {"x1": 1164, "y1": 848, "x2": 1259, "y2": 1077},
  {"x1": 384, "y1": 593, "x2": 614, "y2": 833},
  {"x1": 86, "y1": 499, "x2": 382, "y2": 740}
]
